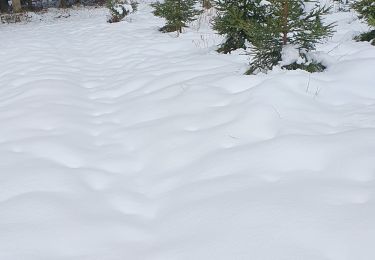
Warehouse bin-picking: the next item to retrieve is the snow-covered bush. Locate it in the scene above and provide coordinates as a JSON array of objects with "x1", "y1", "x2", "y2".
[
  {"x1": 107, "y1": 0, "x2": 137, "y2": 23},
  {"x1": 0, "y1": 13, "x2": 23, "y2": 23}
]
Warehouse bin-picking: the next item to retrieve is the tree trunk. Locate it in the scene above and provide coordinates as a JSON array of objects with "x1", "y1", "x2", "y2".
[
  {"x1": 177, "y1": 0, "x2": 181, "y2": 35},
  {"x1": 12, "y1": 0, "x2": 21, "y2": 12},
  {"x1": 202, "y1": 0, "x2": 211, "y2": 9},
  {"x1": 58, "y1": 0, "x2": 66, "y2": 8},
  {"x1": 282, "y1": 0, "x2": 289, "y2": 45}
]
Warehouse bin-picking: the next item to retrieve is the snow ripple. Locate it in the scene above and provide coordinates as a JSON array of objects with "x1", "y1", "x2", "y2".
[{"x1": 1, "y1": 5, "x2": 375, "y2": 260}]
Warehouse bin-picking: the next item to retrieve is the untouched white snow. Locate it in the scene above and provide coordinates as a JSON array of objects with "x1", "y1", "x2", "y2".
[{"x1": 1, "y1": 4, "x2": 375, "y2": 260}]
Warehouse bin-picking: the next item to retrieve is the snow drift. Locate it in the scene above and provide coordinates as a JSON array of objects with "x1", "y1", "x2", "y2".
[{"x1": 0, "y1": 4, "x2": 375, "y2": 260}]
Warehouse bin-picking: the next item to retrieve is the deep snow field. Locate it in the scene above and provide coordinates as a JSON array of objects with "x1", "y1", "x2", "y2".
[{"x1": 1, "y1": 2, "x2": 375, "y2": 259}]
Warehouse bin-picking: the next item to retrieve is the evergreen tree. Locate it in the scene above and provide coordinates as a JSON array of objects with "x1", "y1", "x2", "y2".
[
  {"x1": 247, "y1": 0, "x2": 334, "y2": 74},
  {"x1": 107, "y1": 0, "x2": 137, "y2": 23},
  {"x1": 353, "y1": 0, "x2": 375, "y2": 45},
  {"x1": 213, "y1": 0, "x2": 267, "y2": 53},
  {"x1": 151, "y1": 0, "x2": 202, "y2": 33},
  {"x1": 0, "y1": 0, "x2": 10, "y2": 13}
]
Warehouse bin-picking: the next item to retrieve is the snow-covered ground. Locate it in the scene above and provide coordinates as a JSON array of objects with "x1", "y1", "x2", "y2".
[{"x1": 1, "y1": 4, "x2": 375, "y2": 260}]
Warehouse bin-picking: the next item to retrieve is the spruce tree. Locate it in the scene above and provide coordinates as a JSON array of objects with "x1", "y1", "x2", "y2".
[
  {"x1": 107, "y1": 0, "x2": 137, "y2": 23},
  {"x1": 353, "y1": 0, "x2": 375, "y2": 45},
  {"x1": 213, "y1": 0, "x2": 267, "y2": 53},
  {"x1": 151, "y1": 0, "x2": 202, "y2": 33},
  {"x1": 0, "y1": 0, "x2": 10, "y2": 12},
  {"x1": 247, "y1": 0, "x2": 334, "y2": 74}
]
